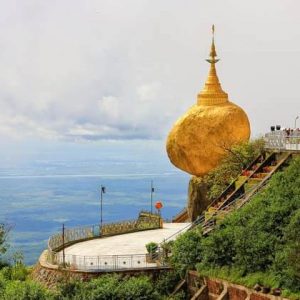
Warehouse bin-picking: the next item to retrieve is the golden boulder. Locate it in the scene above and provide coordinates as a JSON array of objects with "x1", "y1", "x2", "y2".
[{"x1": 166, "y1": 29, "x2": 250, "y2": 177}]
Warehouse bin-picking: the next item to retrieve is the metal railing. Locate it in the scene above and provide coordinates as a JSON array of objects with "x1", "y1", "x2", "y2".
[
  {"x1": 192, "y1": 152, "x2": 291, "y2": 233},
  {"x1": 46, "y1": 212, "x2": 162, "y2": 271},
  {"x1": 47, "y1": 252, "x2": 166, "y2": 272},
  {"x1": 265, "y1": 131, "x2": 300, "y2": 151}
]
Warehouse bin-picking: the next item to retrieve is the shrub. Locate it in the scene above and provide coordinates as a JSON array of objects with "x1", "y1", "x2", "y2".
[
  {"x1": 2, "y1": 280, "x2": 53, "y2": 300},
  {"x1": 117, "y1": 276, "x2": 159, "y2": 300},
  {"x1": 145, "y1": 242, "x2": 158, "y2": 254},
  {"x1": 170, "y1": 229, "x2": 203, "y2": 276},
  {"x1": 273, "y1": 209, "x2": 300, "y2": 291},
  {"x1": 155, "y1": 271, "x2": 181, "y2": 296},
  {"x1": 83, "y1": 275, "x2": 121, "y2": 300},
  {"x1": 204, "y1": 138, "x2": 265, "y2": 200}
]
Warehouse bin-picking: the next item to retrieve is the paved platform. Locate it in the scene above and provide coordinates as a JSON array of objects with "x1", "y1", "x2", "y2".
[
  {"x1": 55, "y1": 223, "x2": 190, "y2": 271},
  {"x1": 62, "y1": 222, "x2": 190, "y2": 257}
]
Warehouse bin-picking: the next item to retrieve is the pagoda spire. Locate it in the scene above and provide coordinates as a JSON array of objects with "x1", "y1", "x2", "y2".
[
  {"x1": 197, "y1": 25, "x2": 229, "y2": 106},
  {"x1": 206, "y1": 24, "x2": 219, "y2": 64}
]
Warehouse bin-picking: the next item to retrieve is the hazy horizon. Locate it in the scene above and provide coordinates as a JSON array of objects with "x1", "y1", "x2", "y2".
[{"x1": 0, "y1": 0, "x2": 299, "y2": 154}]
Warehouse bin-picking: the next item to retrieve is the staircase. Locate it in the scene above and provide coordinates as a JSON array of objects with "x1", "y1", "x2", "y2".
[
  {"x1": 171, "y1": 153, "x2": 269, "y2": 223},
  {"x1": 172, "y1": 207, "x2": 188, "y2": 223},
  {"x1": 171, "y1": 151, "x2": 292, "y2": 233},
  {"x1": 194, "y1": 151, "x2": 292, "y2": 234}
]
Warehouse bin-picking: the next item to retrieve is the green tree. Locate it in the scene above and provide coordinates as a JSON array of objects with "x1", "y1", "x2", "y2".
[
  {"x1": 273, "y1": 209, "x2": 300, "y2": 291},
  {"x1": 170, "y1": 229, "x2": 203, "y2": 277},
  {"x1": 117, "y1": 276, "x2": 159, "y2": 300},
  {"x1": 83, "y1": 275, "x2": 121, "y2": 300},
  {"x1": 0, "y1": 224, "x2": 10, "y2": 265},
  {"x1": 155, "y1": 271, "x2": 181, "y2": 296},
  {"x1": 205, "y1": 138, "x2": 265, "y2": 200},
  {"x1": 2, "y1": 280, "x2": 53, "y2": 300}
]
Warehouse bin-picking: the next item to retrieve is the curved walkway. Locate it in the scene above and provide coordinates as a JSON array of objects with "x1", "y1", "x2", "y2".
[
  {"x1": 57, "y1": 223, "x2": 190, "y2": 271},
  {"x1": 63, "y1": 223, "x2": 189, "y2": 256}
]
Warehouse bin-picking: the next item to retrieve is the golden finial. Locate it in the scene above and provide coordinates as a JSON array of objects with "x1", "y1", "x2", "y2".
[
  {"x1": 206, "y1": 24, "x2": 219, "y2": 64},
  {"x1": 198, "y1": 25, "x2": 228, "y2": 106}
]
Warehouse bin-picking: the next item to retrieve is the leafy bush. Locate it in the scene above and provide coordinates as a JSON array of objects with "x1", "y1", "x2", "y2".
[
  {"x1": 117, "y1": 276, "x2": 159, "y2": 300},
  {"x1": 172, "y1": 156, "x2": 300, "y2": 295},
  {"x1": 56, "y1": 275, "x2": 162, "y2": 300},
  {"x1": 204, "y1": 138, "x2": 265, "y2": 200},
  {"x1": 145, "y1": 242, "x2": 158, "y2": 254},
  {"x1": 155, "y1": 271, "x2": 181, "y2": 296},
  {"x1": 83, "y1": 275, "x2": 121, "y2": 300},
  {"x1": 0, "y1": 224, "x2": 10, "y2": 259},
  {"x1": 1, "y1": 280, "x2": 52, "y2": 300},
  {"x1": 273, "y1": 209, "x2": 300, "y2": 291},
  {"x1": 170, "y1": 229, "x2": 203, "y2": 276},
  {"x1": 56, "y1": 278, "x2": 85, "y2": 299}
]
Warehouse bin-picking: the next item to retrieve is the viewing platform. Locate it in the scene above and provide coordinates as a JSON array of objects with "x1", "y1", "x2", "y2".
[
  {"x1": 43, "y1": 211, "x2": 190, "y2": 273},
  {"x1": 265, "y1": 129, "x2": 300, "y2": 151},
  {"x1": 58, "y1": 222, "x2": 189, "y2": 271}
]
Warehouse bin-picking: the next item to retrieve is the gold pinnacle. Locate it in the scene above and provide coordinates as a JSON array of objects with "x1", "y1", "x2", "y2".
[
  {"x1": 197, "y1": 25, "x2": 228, "y2": 106},
  {"x1": 207, "y1": 24, "x2": 219, "y2": 64}
]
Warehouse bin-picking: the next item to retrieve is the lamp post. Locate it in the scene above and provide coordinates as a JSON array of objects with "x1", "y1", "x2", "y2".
[
  {"x1": 150, "y1": 181, "x2": 155, "y2": 214},
  {"x1": 295, "y1": 116, "x2": 299, "y2": 129},
  {"x1": 100, "y1": 185, "x2": 106, "y2": 230},
  {"x1": 62, "y1": 223, "x2": 65, "y2": 268}
]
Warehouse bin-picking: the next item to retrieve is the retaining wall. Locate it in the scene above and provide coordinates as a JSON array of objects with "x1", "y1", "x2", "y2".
[
  {"x1": 187, "y1": 271, "x2": 290, "y2": 300},
  {"x1": 31, "y1": 250, "x2": 170, "y2": 288}
]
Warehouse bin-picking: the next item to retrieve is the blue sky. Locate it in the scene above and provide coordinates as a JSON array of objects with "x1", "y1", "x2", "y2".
[{"x1": 0, "y1": 0, "x2": 299, "y2": 164}]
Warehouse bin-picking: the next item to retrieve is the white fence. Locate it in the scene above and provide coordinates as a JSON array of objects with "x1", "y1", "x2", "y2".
[{"x1": 265, "y1": 131, "x2": 300, "y2": 151}]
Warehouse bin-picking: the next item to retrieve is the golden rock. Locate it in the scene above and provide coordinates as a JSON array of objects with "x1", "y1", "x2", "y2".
[{"x1": 166, "y1": 27, "x2": 250, "y2": 176}]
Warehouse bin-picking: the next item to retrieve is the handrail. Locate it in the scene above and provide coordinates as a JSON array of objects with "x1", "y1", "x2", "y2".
[
  {"x1": 265, "y1": 131, "x2": 300, "y2": 151},
  {"x1": 171, "y1": 207, "x2": 188, "y2": 222},
  {"x1": 154, "y1": 152, "x2": 292, "y2": 266},
  {"x1": 47, "y1": 212, "x2": 162, "y2": 267},
  {"x1": 207, "y1": 152, "x2": 266, "y2": 210},
  {"x1": 194, "y1": 152, "x2": 291, "y2": 233},
  {"x1": 47, "y1": 252, "x2": 168, "y2": 272},
  {"x1": 215, "y1": 152, "x2": 276, "y2": 211}
]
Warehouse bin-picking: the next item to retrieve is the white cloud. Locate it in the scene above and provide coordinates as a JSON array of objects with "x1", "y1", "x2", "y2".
[{"x1": 0, "y1": 0, "x2": 299, "y2": 141}]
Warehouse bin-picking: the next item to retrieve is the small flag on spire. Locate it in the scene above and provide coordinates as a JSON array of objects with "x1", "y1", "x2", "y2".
[{"x1": 212, "y1": 24, "x2": 215, "y2": 35}]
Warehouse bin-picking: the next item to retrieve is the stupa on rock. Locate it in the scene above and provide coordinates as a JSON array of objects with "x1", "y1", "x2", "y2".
[{"x1": 166, "y1": 26, "x2": 250, "y2": 177}]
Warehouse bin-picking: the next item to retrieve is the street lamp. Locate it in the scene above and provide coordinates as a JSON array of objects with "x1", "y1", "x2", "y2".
[
  {"x1": 62, "y1": 223, "x2": 65, "y2": 268},
  {"x1": 100, "y1": 185, "x2": 106, "y2": 230},
  {"x1": 150, "y1": 181, "x2": 155, "y2": 214},
  {"x1": 295, "y1": 116, "x2": 299, "y2": 129}
]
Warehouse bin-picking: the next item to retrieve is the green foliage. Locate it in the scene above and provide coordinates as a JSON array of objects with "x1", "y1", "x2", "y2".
[
  {"x1": 0, "y1": 279, "x2": 53, "y2": 300},
  {"x1": 155, "y1": 271, "x2": 181, "y2": 296},
  {"x1": 204, "y1": 138, "x2": 265, "y2": 200},
  {"x1": 273, "y1": 209, "x2": 300, "y2": 291},
  {"x1": 197, "y1": 266, "x2": 280, "y2": 290},
  {"x1": 55, "y1": 275, "x2": 161, "y2": 300},
  {"x1": 0, "y1": 252, "x2": 28, "y2": 282},
  {"x1": 199, "y1": 226, "x2": 235, "y2": 268},
  {"x1": 0, "y1": 223, "x2": 10, "y2": 257},
  {"x1": 145, "y1": 242, "x2": 158, "y2": 254},
  {"x1": 170, "y1": 229, "x2": 203, "y2": 277},
  {"x1": 166, "y1": 290, "x2": 186, "y2": 300},
  {"x1": 117, "y1": 276, "x2": 159, "y2": 300},
  {"x1": 85, "y1": 275, "x2": 123, "y2": 300},
  {"x1": 172, "y1": 156, "x2": 300, "y2": 295},
  {"x1": 56, "y1": 279, "x2": 85, "y2": 299}
]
